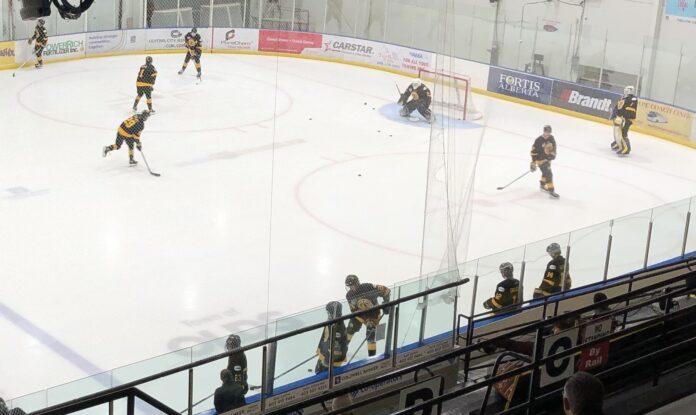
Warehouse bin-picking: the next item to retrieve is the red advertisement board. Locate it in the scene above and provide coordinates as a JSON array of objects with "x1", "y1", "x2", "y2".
[{"x1": 258, "y1": 30, "x2": 322, "y2": 54}]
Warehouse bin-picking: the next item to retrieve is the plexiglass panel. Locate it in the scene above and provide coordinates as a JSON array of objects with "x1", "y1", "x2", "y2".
[
  {"x1": 568, "y1": 221, "x2": 612, "y2": 286},
  {"x1": 607, "y1": 209, "x2": 652, "y2": 277},
  {"x1": 647, "y1": 198, "x2": 690, "y2": 267}
]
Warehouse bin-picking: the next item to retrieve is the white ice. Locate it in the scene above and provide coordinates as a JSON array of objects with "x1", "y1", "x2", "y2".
[{"x1": 1, "y1": 53, "x2": 696, "y2": 400}]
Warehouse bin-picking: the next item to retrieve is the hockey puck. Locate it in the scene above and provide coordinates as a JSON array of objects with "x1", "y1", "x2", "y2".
[
  {"x1": 358, "y1": 174, "x2": 362, "y2": 177},
  {"x1": 309, "y1": 118, "x2": 312, "y2": 120},
  {"x1": 372, "y1": 107, "x2": 375, "y2": 110},
  {"x1": 389, "y1": 134, "x2": 392, "y2": 137},
  {"x1": 377, "y1": 130, "x2": 381, "y2": 133},
  {"x1": 364, "y1": 102, "x2": 367, "y2": 105}
]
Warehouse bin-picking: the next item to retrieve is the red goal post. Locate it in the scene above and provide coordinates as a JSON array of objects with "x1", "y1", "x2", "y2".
[{"x1": 417, "y1": 69, "x2": 483, "y2": 121}]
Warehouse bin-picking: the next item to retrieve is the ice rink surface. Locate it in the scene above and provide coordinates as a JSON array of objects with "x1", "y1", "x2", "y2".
[{"x1": 2, "y1": 53, "x2": 696, "y2": 399}]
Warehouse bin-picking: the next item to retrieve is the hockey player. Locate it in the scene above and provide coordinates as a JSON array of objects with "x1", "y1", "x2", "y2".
[
  {"x1": 27, "y1": 18, "x2": 47, "y2": 69},
  {"x1": 483, "y1": 262, "x2": 520, "y2": 312},
  {"x1": 225, "y1": 334, "x2": 249, "y2": 395},
  {"x1": 533, "y1": 243, "x2": 572, "y2": 298},
  {"x1": 344, "y1": 274, "x2": 391, "y2": 357},
  {"x1": 398, "y1": 79, "x2": 434, "y2": 123},
  {"x1": 178, "y1": 27, "x2": 202, "y2": 79},
  {"x1": 102, "y1": 111, "x2": 151, "y2": 165},
  {"x1": 610, "y1": 85, "x2": 638, "y2": 155},
  {"x1": 315, "y1": 301, "x2": 349, "y2": 374},
  {"x1": 530, "y1": 125, "x2": 559, "y2": 198},
  {"x1": 133, "y1": 56, "x2": 158, "y2": 113}
]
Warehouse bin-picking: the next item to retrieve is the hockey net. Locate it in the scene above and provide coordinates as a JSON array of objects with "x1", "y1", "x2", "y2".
[{"x1": 418, "y1": 69, "x2": 483, "y2": 121}]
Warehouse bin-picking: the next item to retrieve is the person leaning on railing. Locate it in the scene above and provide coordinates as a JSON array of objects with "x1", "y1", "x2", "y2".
[
  {"x1": 483, "y1": 262, "x2": 520, "y2": 313},
  {"x1": 315, "y1": 301, "x2": 349, "y2": 374},
  {"x1": 534, "y1": 243, "x2": 572, "y2": 299}
]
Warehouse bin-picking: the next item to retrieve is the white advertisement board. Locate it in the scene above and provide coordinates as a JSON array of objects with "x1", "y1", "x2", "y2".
[
  {"x1": 212, "y1": 28, "x2": 258, "y2": 51},
  {"x1": 146, "y1": 28, "x2": 212, "y2": 51},
  {"x1": 86, "y1": 30, "x2": 129, "y2": 55},
  {"x1": 16, "y1": 33, "x2": 86, "y2": 63}
]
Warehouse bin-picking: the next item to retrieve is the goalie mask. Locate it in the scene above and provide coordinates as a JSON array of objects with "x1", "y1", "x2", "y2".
[
  {"x1": 410, "y1": 79, "x2": 422, "y2": 89},
  {"x1": 623, "y1": 85, "x2": 635, "y2": 96}
]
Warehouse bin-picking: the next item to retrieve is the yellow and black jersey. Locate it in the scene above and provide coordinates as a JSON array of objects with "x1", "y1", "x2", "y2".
[
  {"x1": 117, "y1": 115, "x2": 146, "y2": 139},
  {"x1": 227, "y1": 352, "x2": 248, "y2": 393},
  {"x1": 612, "y1": 94, "x2": 638, "y2": 121},
  {"x1": 316, "y1": 322, "x2": 348, "y2": 368},
  {"x1": 484, "y1": 278, "x2": 520, "y2": 310},
  {"x1": 136, "y1": 63, "x2": 157, "y2": 88},
  {"x1": 531, "y1": 135, "x2": 556, "y2": 163},
  {"x1": 538, "y1": 256, "x2": 571, "y2": 296},
  {"x1": 184, "y1": 33, "x2": 202, "y2": 54},
  {"x1": 346, "y1": 283, "x2": 391, "y2": 313},
  {"x1": 32, "y1": 26, "x2": 48, "y2": 46},
  {"x1": 398, "y1": 84, "x2": 432, "y2": 105}
]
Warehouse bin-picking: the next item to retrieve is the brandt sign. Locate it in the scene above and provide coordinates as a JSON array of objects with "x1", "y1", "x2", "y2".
[{"x1": 551, "y1": 80, "x2": 620, "y2": 119}]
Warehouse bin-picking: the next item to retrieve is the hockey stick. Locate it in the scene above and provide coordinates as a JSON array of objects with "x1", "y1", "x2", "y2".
[
  {"x1": 273, "y1": 354, "x2": 316, "y2": 380},
  {"x1": 395, "y1": 81, "x2": 402, "y2": 96},
  {"x1": 139, "y1": 149, "x2": 160, "y2": 177},
  {"x1": 347, "y1": 337, "x2": 368, "y2": 364},
  {"x1": 496, "y1": 170, "x2": 530, "y2": 190},
  {"x1": 13, "y1": 45, "x2": 43, "y2": 77}
]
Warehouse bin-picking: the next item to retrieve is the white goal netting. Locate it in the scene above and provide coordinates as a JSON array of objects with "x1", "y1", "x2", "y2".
[{"x1": 419, "y1": 68, "x2": 483, "y2": 121}]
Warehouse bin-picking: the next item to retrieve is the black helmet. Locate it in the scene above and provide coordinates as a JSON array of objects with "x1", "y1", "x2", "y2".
[
  {"x1": 191, "y1": 27, "x2": 198, "y2": 33},
  {"x1": 145, "y1": 56, "x2": 153, "y2": 64},
  {"x1": 499, "y1": 262, "x2": 514, "y2": 278},
  {"x1": 546, "y1": 242, "x2": 562, "y2": 257},
  {"x1": 543, "y1": 125, "x2": 552, "y2": 133},
  {"x1": 326, "y1": 301, "x2": 343, "y2": 319},
  {"x1": 38, "y1": 18, "x2": 45, "y2": 25},
  {"x1": 345, "y1": 274, "x2": 359, "y2": 288},
  {"x1": 225, "y1": 334, "x2": 241, "y2": 351},
  {"x1": 140, "y1": 110, "x2": 151, "y2": 120}
]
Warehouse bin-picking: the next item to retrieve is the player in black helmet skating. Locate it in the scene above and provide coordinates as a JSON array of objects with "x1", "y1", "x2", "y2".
[
  {"x1": 133, "y1": 56, "x2": 158, "y2": 113},
  {"x1": 28, "y1": 18, "x2": 47, "y2": 68},
  {"x1": 103, "y1": 111, "x2": 151, "y2": 165},
  {"x1": 344, "y1": 274, "x2": 391, "y2": 357},
  {"x1": 530, "y1": 125, "x2": 559, "y2": 198},
  {"x1": 178, "y1": 27, "x2": 202, "y2": 79}
]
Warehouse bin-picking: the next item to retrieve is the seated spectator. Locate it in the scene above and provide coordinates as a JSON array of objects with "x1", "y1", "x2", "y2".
[
  {"x1": 214, "y1": 369, "x2": 246, "y2": 414},
  {"x1": 592, "y1": 293, "x2": 611, "y2": 317},
  {"x1": 563, "y1": 371, "x2": 605, "y2": 415},
  {"x1": 534, "y1": 243, "x2": 572, "y2": 298},
  {"x1": 483, "y1": 262, "x2": 520, "y2": 313}
]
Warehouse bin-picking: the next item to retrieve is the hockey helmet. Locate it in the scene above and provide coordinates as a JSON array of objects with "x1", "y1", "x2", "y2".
[
  {"x1": 38, "y1": 18, "x2": 45, "y2": 26},
  {"x1": 411, "y1": 78, "x2": 422, "y2": 88},
  {"x1": 623, "y1": 85, "x2": 635, "y2": 96},
  {"x1": 543, "y1": 125, "x2": 552, "y2": 133},
  {"x1": 499, "y1": 262, "x2": 514, "y2": 278},
  {"x1": 191, "y1": 27, "x2": 198, "y2": 34},
  {"x1": 326, "y1": 301, "x2": 343, "y2": 319},
  {"x1": 546, "y1": 242, "x2": 562, "y2": 257},
  {"x1": 140, "y1": 110, "x2": 151, "y2": 121},
  {"x1": 145, "y1": 56, "x2": 153, "y2": 64},
  {"x1": 225, "y1": 334, "x2": 241, "y2": 351},
  {"x1": 345, "y1": 274, "x2": 360, "y2": 289}
]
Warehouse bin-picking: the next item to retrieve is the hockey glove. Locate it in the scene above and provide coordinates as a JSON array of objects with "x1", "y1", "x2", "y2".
[
  {"x1": 27, "y1": 38, "x2": 32, "y2": 44},
  {"x1": 383, "y1": 306, "x2": 390, "y2": 315},
  {"x1": 136, "y1": 142, "x2": 142, "y2": 151},
  {"x1": 529, "y1": 161, "x2": 537, "y2": 172}
]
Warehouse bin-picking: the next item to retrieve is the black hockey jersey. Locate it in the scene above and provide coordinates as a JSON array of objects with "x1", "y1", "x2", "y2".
[
  {"x1": 398, "y1": 84, "x2": 432, "y2": 105},
  {"x1": 316, "y1": 322, "x2": 348, "y2": 368},
  {"x1": 117, "y1": 115, "x2": 146, "y2": 139},
  {"x1": 538, "y1": 256, "x2": 571, "y2": 296},
  {"x1": 32, "y1": 25, "x2": 48, "y2": 46},
  {"x1": 612, "y1": 94, "x2": 638, "y2": 121},
  {"x1": 184, "y1": 32, "x2": 202, "y2": 55},
  {"x1": 483, "y1": 278, "x2": 520, "y2": 310},
  {"x1": 531, "y1": 135, "x2": 556, "y2": 163},
  {"x1": 136, "y1": 63, "x2": 158, "y2": 88},
  {"x1": 346, "y1": 282, "x2": 391, "y2": 321},
  {"x1": 227, "y1": 352, "x2": 248, "y2": 394}
]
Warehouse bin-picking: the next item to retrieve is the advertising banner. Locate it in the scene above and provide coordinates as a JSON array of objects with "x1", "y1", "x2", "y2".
[
  {"x1": 666, "y1": 0, "x2": 696, "y2": 20},
  {"x1": 212, "y1": 28, "x2": 258, "y2": 51},
  {"x1": 551, "y1": 80, "x2": 620, "y2": 119},
  {"x1": 488, "y1": 67, "x2": 552, "y2": 104},
  {"x1": 0, "y1": 41, "x2": 15, "y2": 67},
  {"x1": 15, "y1": 33, "x2": 85, "y2": 63},
  {"x1": 258, "y1": 30, "x2": 322, "y2": 54},
  {"x1": 633, "y1": 98, "x2": 694, "y2": 141},
  {"x1": 86, "y1": 30, "x2": 129, "y2": 55},
  {"x1": 146, "y1": 28, "x2": 212, "y2": 51},
  {"x1": 123, "y1": 29, "x2": 148, "y2": 52},
  {"x1": 373, "y1": 42, "x2": 432, "y2": 74}
]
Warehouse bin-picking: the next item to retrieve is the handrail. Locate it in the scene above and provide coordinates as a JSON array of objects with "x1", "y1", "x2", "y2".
[
  {"x1": 31, "y1": 277, "x2": 470, "y2": 415},
  {"x1": 264, "y1": 260, "x2": 696, "y2": 415}
]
